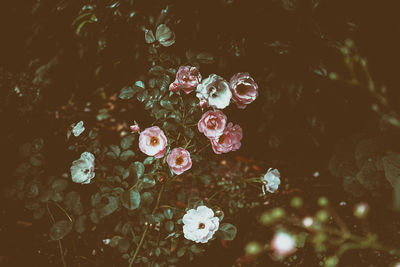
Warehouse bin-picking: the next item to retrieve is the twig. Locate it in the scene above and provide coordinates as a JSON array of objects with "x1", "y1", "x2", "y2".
[{"x1": 129, "y1": 184, "x2": 165, "y2": 266}]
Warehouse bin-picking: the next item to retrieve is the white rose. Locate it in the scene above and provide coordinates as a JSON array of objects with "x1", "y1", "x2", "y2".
[
  {"x1": 196, "y1": 74, "x2": 232, "y2": 109},
  {"x1": 70, "y1": 152, "x2": 95, "y2": 184},
  {"x1": 262, "y1": 168, "x2": 281, "y2": 194},
  {"x1": 72, "y1": 121, "x2": 85, "y2": 137},
  {"x1": 182, "y1": 206, "x2": 220, "y2": 243}
]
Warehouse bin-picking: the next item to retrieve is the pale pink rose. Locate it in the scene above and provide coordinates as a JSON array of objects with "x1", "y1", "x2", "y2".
[
  {"x1": 169, "y1": 66, "x2": 202, "y2": 94},
  {"x1": 196, "y1": 74, "x2": 232, "y2": 109},
  {"x1": 166, "y1": 147, "x2": 192, "y2": 175},
  {"x1": 197, "y1": 110, "x2": 227, "y2": 139},
  {"x1": 130, "y1": 124, "x2": 140, "y2": 133},
  {"x1": 139, "y1": 126, "x2": 167, "y2": 158},
  {"x1": 229, "y1": 72, "x2": 259, "y2": 109},
  {"x1": 211, "y1": 123, "x2": 243, "y2": 154}
]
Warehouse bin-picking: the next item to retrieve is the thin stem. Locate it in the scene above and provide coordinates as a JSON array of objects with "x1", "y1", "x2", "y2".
[
  {"x1": 196, "y1": 143, "x2": 210, "y2": 154},
  {"x1": 58, "y1": 240, "x2": 67, "y2": 267},
  {"x1": 46, "y1": 203, "x2": 67, "y2": 267},
  {"x1": 129, "y1": 184, "x2": 165, "y2": 266},
  {"x1": 53, "y1": 202, "x2": 73, "y2": 223}
]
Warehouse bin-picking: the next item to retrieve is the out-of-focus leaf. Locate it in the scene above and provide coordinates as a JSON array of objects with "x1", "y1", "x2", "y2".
[
  {"x1": 196, "y1": 52, "x2": 214, "y2": 64},
  {"x1": 145, "y1": 29, "x2": 155, "y2": 44},
  {"x1": 49, "y1": 220, "x2": 72, "y2": 240},
  {"x1": 120, "y1": 150, "x2": 135, "y2": 161},
  {"x1": 121, "y1": 135, "x2": 135, "y2": 150},
  {"x1": 75, "y1": 215, "x2": 87, "y2": 233},
  {"x1": 218, "y1": 223, "x2": 237, "y2": 241}
]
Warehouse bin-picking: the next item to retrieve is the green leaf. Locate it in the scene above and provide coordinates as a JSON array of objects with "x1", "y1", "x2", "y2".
[
  {"x1": 137, "y1": 90, "x2": 149, "y2": 102},
  {"x1": 106, "y1": 151, "x2": 117, "y2": 159},
  {"x1": 64, "y1": 191, "x2": 84, "y2": 215},
  {"x1": 110, "y1": 145, "x2": 121, "y2": 157},
  {"x1": 132, "y1": 162, "x2": 145, "y2": 179},
  {"x1": 120, "y1": 150, "x2": 135, "y2": 161},
  {"x1": 190, "y1": 244, "x2": 204, "y2": 254},
  {"x1": 30, "y1": 154, "x2": 44, "y2": 166},
  {"x1": 74, "y1": 215, "x2": 87, "y2": 233},
  {"x1": 49, "y1": 220, "x2": 72, "y2": 240},
  {"x1": 119, "y1": 87, "x2": 135, "y2": 100},
  {"x1": 121, "y1": 190, "x2": 141, "y2": 210},
  {"x1": 177, "y1": 246, "x2": 186, "y2": 257},
  {"x1": 118, "y1": 238, "x2": 130, "y2": 253},
  {"x1": 196, "y1": 52, "x2": 214, "y2": 64},
  {"x1": 165, "y1": 221, "x2": 174, "y2": 232},
  {"x1": 143, "y1": 157, "x2": 155, "y2": 165},
  {"x1": 155, "y1": 109, "x2": 168, "y2": 120},
  {"x1": 218, "y1": 223, "x2": 237, "y2": 241},
  {"x1": 160, "y1": 99, "x2": 174, "y2": 110},
  {"x1": 119, "y1": 85, "x2": 142, "y2": 100},
  {"x1": 141, "y1": 192, "x2": 154, "y2": 205},
  {"x1": 121, "y1": 135, "x2": 135, "y2": 150},
  {"x1": 142, "y1": 175, "x2": 156, "y2": 189},
  {"x1": 163, "y1": 209, "x2": 173, "y2": 220},
  {"x1": 155, "y1": 247, "x2": 161, "y2": 257},
  {"x1": 52, "y1": 178, "x2": 68, "y2": 192},
  {"x1": 97, "y1": 196, "x2": 119, "y2": 218}
]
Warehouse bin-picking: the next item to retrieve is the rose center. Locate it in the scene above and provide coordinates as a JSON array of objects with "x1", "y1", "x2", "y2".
[
  {"x1": 175, "y1": 156, "x2": 184, "y2": 165},
  {"x1": 150, "y1": 136, "x2": 159, "y2": 146},
  {"x1": 218, "y1": 134, "x2": 226, "y2": 144},
  {"x1": 236, "y1": 84, "x2": 248, "y2": 95},
  {"x1": 198, "y1": 223, "x2": 205, "y2": 229},
  {"x1": 207, "y1": 119, "x2": 216, "y2": 129},
  {"x1": 83, "y1": 169, "x2": 89, "y2": 174}
]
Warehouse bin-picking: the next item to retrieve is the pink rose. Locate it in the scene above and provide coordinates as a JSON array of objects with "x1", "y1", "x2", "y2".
[
  {"x1": 166, "y1": 147, "x2": 192, "y2": 175},
  {"x1": 198, "y1": 110, "x2": 227, "y2": 140},
  {"x1": 229, "y1": 72, "x2": 259, "y2": 109},
  {"x1": 139, "y1": 126, "x2": 167, "y2": 158},
  {"x1": 169, "y1": 66, "x2": 202, "y2": 94},
  {"x1": 210, "y1": 123, "x2": 243, "y2": 154},
  {"x1": 130, "y1": 124, "x2": 140, "y2": 133}
]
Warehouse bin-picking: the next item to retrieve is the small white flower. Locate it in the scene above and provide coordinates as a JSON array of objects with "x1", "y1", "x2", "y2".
[
  {"x1": 271, "y1": 231, "x2": 296, "y2": 257},
  {"x1": 182, "y1": 206, "x2": 219, "y2": 243},
  {"x1": 70, "y1": 152, "x2": 95, "y2": 184},
  {"x1": 302, "y1": 217, "x2": 313, "y2": 227},
  {"x1": 262, "y1": 168, "x2": 281, "y2": 194},
  {"x1": 72, "y1": 121, "x2": 85, "y2": 137},
  {"x1": 196, "y1": 74, "x2": 232, "y2": 109}
]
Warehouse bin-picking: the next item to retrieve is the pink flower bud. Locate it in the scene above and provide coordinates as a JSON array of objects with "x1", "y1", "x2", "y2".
[{"x1": 130, "y1": 124, "x2": 140, "y2": 133}]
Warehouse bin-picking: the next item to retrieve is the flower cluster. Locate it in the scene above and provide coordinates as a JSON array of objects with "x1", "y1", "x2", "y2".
[
  {"x1": 138, "y1": 126, "x2": 192, "y2": 175},
  {"x1": 198, "y1": 110, "x2": 243, "y2": 154},
  {"x1": 169, "y1": 66, "x2": 259, "y2": 110}
]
